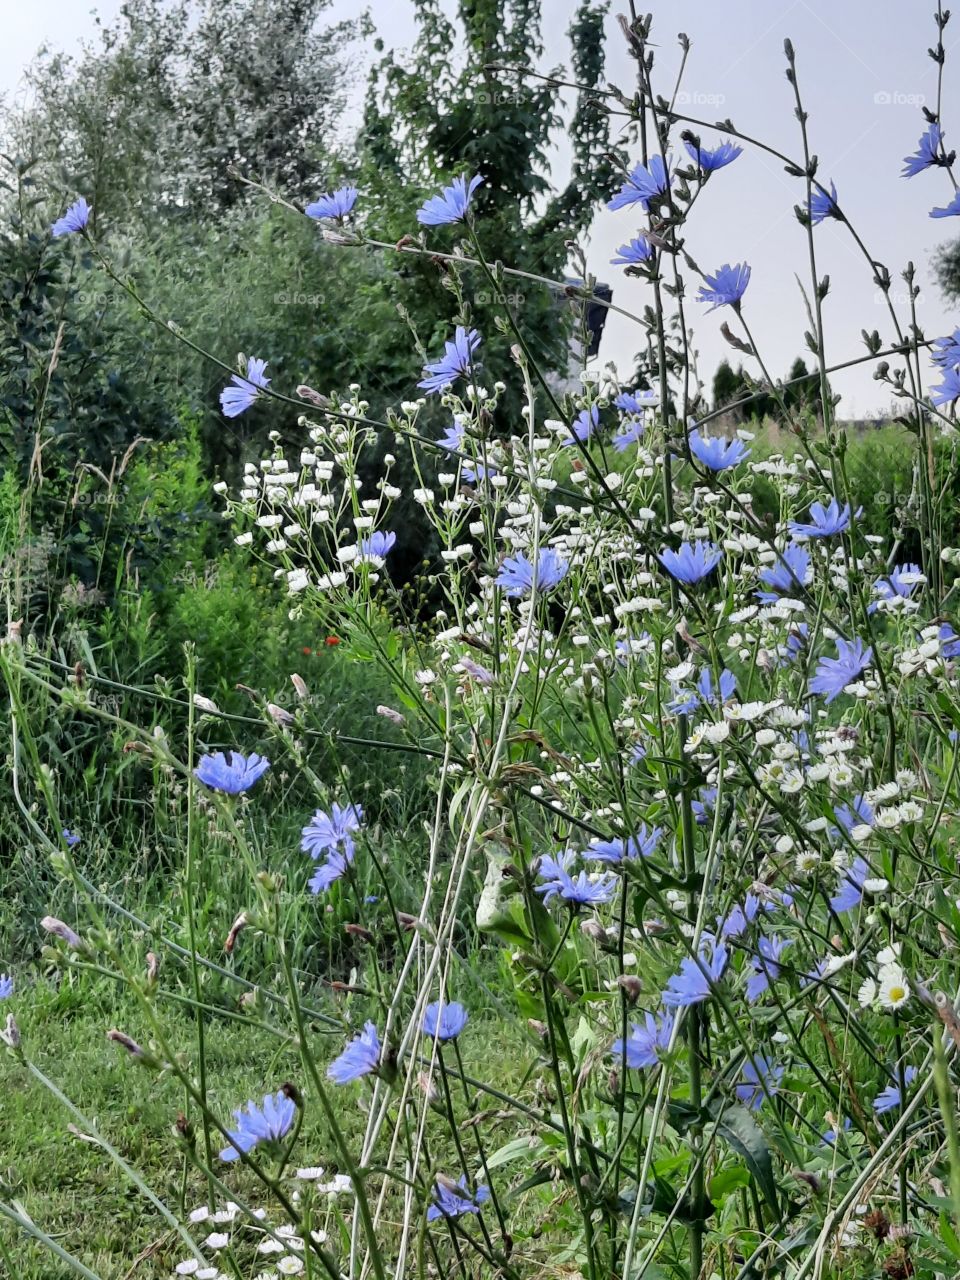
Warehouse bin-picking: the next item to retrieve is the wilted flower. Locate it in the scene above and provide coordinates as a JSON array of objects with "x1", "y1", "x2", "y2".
[{"x1": 41, "y1": 916, "x2": 84, "y2": 950}]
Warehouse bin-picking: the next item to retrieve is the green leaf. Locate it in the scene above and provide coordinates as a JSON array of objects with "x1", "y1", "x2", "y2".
[
  {"x1": 708, "y1": 1165, "x2": 751, "y2": 1205},
  {"x1": 940, "y1": 1210, "x2": 960, "y2": 1260},
  {"x1": 710, "y1": 1102, "x2": 779, "y2": 1213}
]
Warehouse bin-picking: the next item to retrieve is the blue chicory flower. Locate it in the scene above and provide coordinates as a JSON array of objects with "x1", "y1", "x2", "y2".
[
  {"x1": 688, "y1": 428, "x2": 750, "y2": 470},
  {"x1": 874, "y1": 1065, "x2": 918, "y2": 1114},
  {"x1": 52, "y1": 197, "x2": 91, "y2": 237},
  {"x1": 684, "y1": 138, "x2": 743, "y2": 172},
  {"x1": 220, "y1": 356, "x2": 271, "y2": 418},
  {"x1": 611, "y1": 236, "x2": 654, "y2": 266},
  {"x1": 608, "y1": 156, "x2": 671, "y2": 211},
  {"x1": 931, "y1": 191, "x2": 960, "y2": 218},
  {"x1": 496, "y1": 548, "x2": 568, "y2": 598},
  {"x1": 309, "y1": 848, "x2": 353, "y2": 894},
  {"x1": 306, "y1": 186, "x2": 359, "y2": 220},
  {"x1": 692, "y1": 786, "x2": 718, "y2": 825},
  {"x1": 195, "y1": 751, "x2": 270, "y2": 795},
  {"x1": 808, "y1": 181, "x2": 841, "y2": 225},
  {"x1": 562, "y1": 406, "x2": 600, "y2": 447},
  {"x1": 613, "y1": 419, "x2": 645, "y2": 451},
  {"x1": 219, "y1": 1089, "x2": 297, "y2": 1162},
  {"x1": 788, "y1": 498, "x2": 852, "y2": 538},
  {"x1": 903, "y1": 122, "x2": 944, "y2": 177},
  {"x1": 0, "y1": 974, "x2": 12, "y2": 1000},
  {"x1": 328, "y1": 1021, "x2": 381, "y2": 1084},
  {"x1": 615, "y1": 390, "x2": 658, "y2": 414},
  {"x1": 871, "y1": 563, "x2": 923, "y2": 608},
  {"x1": 822, "y1": 1116, "x2": 852, "y2": 1146},
  {"x1": 829, "y1": 856, "x2": 870, "y2": 914},
  {"x1": 417, "y1": 174, "x2": 483, "y2": 225},
  {"x1": 697, "y1": 262, "x2": 751, "y2": 311},
  {"x1": 358, "y1": 531, "x2": 397, "y2": 563},
  {"x1": 427, "y1": 1175, "x2": 490, "y2": 1222},
  {"x1": 735, "y1": 1054, "x2": 784, "y2": 1111},
  {"x1": 662, "y1": 936, "x2": 728, "y2": 1007},
  {"x1": 418, "y1": 327, "x2": 481, "y2": 393},
  {"x1": 757, "y1": 543, "x2": 812, "y2": 603},
  {"x1": 589, "y1": 824, "x2": 662, "y2": 864},
  {"x1": 809, "y1": 637, "x2": 872, "y2": 704},
  {"x1": 423, "y1": 1000, "x2": 469, "y2": 1041},
  {"x1": 612, "y1": 1009, "x2": 675, "y2": 1068},
  {"x1": 931, "y1": 327, "x2": 960, "y2": 368},
  {"x1": 62, "y1": 828, "x2": 81, "y2": 848},
  {"x1": 745, "y1": 935, "x2": 791, "y2": 1002},
  {"x1": 658, "y1": 540, "x2": 723, "y2": 586},
  {"x1": 931, "y1": 366, "x2": 960, "y2": 406},
  {"x1": 720, "y1": 893, "x2": 763, "y2": 939},
  {"x1": 831, "y1": 796, "x2": 875, "y2": 840},
  {"x1": 302, "y1": 803, "x2": 363, "y2": 859}
]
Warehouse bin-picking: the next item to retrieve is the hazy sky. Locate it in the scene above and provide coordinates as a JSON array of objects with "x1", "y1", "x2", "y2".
[{"x1": 3, "y1": 0, "x2": 958, "y2": 415}]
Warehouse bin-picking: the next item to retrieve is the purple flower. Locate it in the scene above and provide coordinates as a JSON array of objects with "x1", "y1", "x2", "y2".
[
  {"x1": 423, "y1": 1001, "x2": 468, "y2": 1041},
  {"x1": 692, "y1": 786, "x2": 717, "y2": 825},
  {"x1": 903, "y1": 123, "x2": 944, "y2": 177},
  {"x1": 417, "y1": 174, "x2": 483, "y2": 225},
  {"x1": 427, "y1": 1175, "x2": 490, "y2": 1222},
  {"x1": 309, "y1": 848, "x2": 353, "y2": 894},
  {"x1": 62, "y1": 828, "x2": 81, "y2": 848},
  {"x1": 302, "y1": 803, "x2": 363, "y2": 859},
  {"x1": 783, "y1": 623, "x2": 810, "y2": 664},
  {"x1": 829, "y1": 856, "x2": 870, "y2": 914},
  {"x1": 219, "y1": 1090, "x2": 297, "y2": 1162},
  {"x1": 437, "y1": 419, "x2": 492, "y2": 483},
  {"x1": 720, "y1": 893, "x2": 763, "y2": 939},
  {"x1": 195, "y1": 751, "x2": 270, "y2": 795},
  {"x1": 939, "y1": 623, "x2": 960, "y2": 658},
  {"x1": 613, "y1": 419, "x2": 645, "y2": 451},
  {"x1": 822, "y1": 1117, "x2": 852, "y2": 1146},
  {"x1": 358, "y1": 531, "x2": 397, "y2": 563},
  {"x1": 872, "y1": 562, "x2": 923, "y2": 607},
  {"x1": 611, "y1": 236, "x2": 654, "y2": 266},
  {"x1": 874, "y1": 1065, "x2": 918, "y2": 1114},
  {"x1": 534, "y1": 852, "x2": 616, "y2": 906},
  {"x1": 668, "y1": 667, "x2": 737, "y2": 717},
  {"x1": 735, "y1": 1054, "x2": 784, "y2": 1111},
  {"x1": 788, "y1": 498, "x2": 852, "y2": 538},
  {"x1": 931, "y1": 191, "x2": 960, "y2": 218},
  {"x1": 52, "y1": 197, "x2": 91, "y2": 237},
  {"x1": 697, "y1": 262, "x2": 751, "y2": 311},
  {"x1": 684, "y1": 138, "x2": 743, "y2": 172},
  {"x1": 808, "y1": 181, "x2": 841, "y2": 225},
  {"x1": 658, "y1": 540, "x2": 722, "y2": 586},
  {"x1": 608, "y1": 156, "x2": 671, "y2": 211},
  {"x1": 757, "y1": 543, "x2": 811, "y2": 603},
  {"x1": 809, "y1": 637, "x2": 872, "y2": 703},
  {"x1": 662, "y1": 936, "x2": 728, "y2": 1008},
  {"x1": 418, "y1": 327, "x2": 481, "y2": 393},
  {"x1": 496, "y1": 548, "x2": 568, "y2": 597},
  {"x1": 220, "y1": 357, "x2": 270, "y2": 418},
  {"x1": 0, "y1": 975, "x2": 12, "y2": 1000},
  {"x1": 931, "y1": 327, "x2": 960, "y2": 369},
  {"x1": 688, "y1": 428, "x2": 750, "y2": 471},
  {"x1": 306, "y1": 186, "x2": 358, "y2": 220},
  {"x1": 612, "y1": 1009, "x2": 675, "y2": 1068},
  {"x1": 831, "y1": 796, "x2": 875, "y2": 839},
  {"x1": 328, "y1": 1021, "x2": 381, "y2": 1084},
  {"x1": 589, "y1": 824, "x2": 661, "y2": 864},
  {"x1": 615, "y1": 390, "x2": 658, "y2": 415},
  {"x1": 745, "y1": 935, "x2": 791, "y2": 1002},
  {"x1": 931, "y1": 366, "x2": 960, "y2": 406},
  {"x1": 562, "y1": 406, "x2": 599, "y2": 447}
]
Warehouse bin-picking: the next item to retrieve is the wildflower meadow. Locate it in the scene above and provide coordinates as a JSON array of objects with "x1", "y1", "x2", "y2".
[{"x1": 8, "y1": 3, "x2": 960, "y2": 1279}]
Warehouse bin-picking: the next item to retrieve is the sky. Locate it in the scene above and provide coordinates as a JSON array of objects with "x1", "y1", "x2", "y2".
[{"x1": 3, "y1": 0, "x2": 958, "y2": 416}]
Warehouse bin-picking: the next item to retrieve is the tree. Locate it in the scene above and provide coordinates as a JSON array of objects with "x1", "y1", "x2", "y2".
[{"x1": 357, "y1": 0, "x2": 625, "y2": 426}]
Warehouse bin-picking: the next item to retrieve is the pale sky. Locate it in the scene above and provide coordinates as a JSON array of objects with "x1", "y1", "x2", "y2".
[{"x1": 3, "y1": 0, "x2": 958, "y2": 416}]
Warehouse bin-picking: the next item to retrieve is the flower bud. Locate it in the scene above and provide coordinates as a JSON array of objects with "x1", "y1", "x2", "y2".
[
  {"x1": 291, "y1": 673, "x2": 309, "y2": 700},
  {"x1": 616, "y1": 975, "x2": 643, "y2": 1004},
  {"x1": 40, "y1": 916, "x2": 85, "y2": 952},
  {"x1": 225, "y1": 912, "x2": 249, "y2": 955}
]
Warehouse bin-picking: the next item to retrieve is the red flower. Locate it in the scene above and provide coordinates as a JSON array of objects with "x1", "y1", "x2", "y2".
[
  {"x1": 302, "y1": 647, "x2": 313, "y2": 656},
  {"x1": 325, "y1": 636, "x2": 341, "y2": 647}
]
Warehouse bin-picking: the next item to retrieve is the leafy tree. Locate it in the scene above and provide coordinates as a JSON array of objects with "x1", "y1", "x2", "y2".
[{"x1": 358, "y1": 0, "x2": 625, "y2": 425}]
